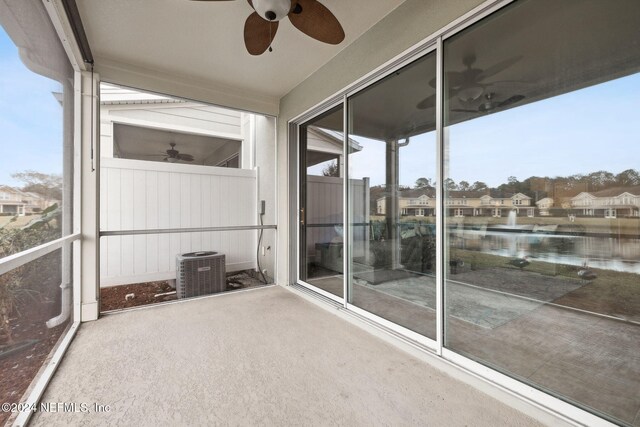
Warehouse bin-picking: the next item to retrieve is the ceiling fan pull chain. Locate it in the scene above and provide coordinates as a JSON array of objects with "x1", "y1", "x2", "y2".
[{"x1": 269, "y1": 22, "x2": 273, "y2": 52}]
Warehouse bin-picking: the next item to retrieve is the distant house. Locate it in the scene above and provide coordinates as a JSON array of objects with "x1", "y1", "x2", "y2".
[
  {"x1": 535, "y1": 197, "x2": 554, "y2": 216},
  {"x1": 376, "y1": 189, "x2": 436, "y2": 217},
  {"x1": 0, "y1": 186, "x2": 58, "y2": 216},
  {"x1": 23, "y1": 192, "x2": 59, "y2": 213},
  {"x1": 571, "y1": 186, "x2": 640, "y2": 218},
  {"x1": 377, "y1": 189, "x2": 534, "y2": 218},
  {"x1": 0, "y1": 185, "x2": 27, "y2": 216}
]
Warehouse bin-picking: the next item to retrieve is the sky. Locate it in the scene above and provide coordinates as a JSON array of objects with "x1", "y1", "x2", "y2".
[
  {"x1": 345, "y1": 72, "x2": 640, "y2": 188},
  {"x1": 2, "y1": 21, "x2": 639, "y2": 190},
  {"x1": 0, "y1": 25, "x2": 64, "y2": 187}
]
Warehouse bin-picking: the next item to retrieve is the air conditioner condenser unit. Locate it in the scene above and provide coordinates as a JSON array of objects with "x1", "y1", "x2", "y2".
[{"x1": 176, "y1": 251, "x2": 226, "y2": 299}]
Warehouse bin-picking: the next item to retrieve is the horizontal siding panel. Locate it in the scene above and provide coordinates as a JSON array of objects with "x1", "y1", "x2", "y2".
[
  {"x1": 152, "y1": 106, "x2": 241, "y2": 126},
  {"x1": 109, "y1": 109, "x2": 241, "y2": 137}
]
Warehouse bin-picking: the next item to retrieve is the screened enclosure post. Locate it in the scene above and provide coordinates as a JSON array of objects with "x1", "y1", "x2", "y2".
[
  {"x1": 435, "y1": 36, "x2": 444, "y2": 356},
  {"x1": 288, "y1": 122, "x2": 299, "y2": 285},
  {"x1": 343, "y1": 95, "x2": 349, "y2": 307},
  {"x1": 80, "y1": 70, "x2": 100, "y2": 321}
]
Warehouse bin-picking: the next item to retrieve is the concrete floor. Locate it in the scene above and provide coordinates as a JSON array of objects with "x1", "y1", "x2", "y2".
[
  {"x1": 31, "y1": 286, "x2": 542, "y2": 427},
  {"x1": 308, "y1": 272, "x2": 640, "y2": 426}
]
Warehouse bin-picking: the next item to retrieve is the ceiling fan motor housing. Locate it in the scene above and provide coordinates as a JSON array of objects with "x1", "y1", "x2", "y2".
[{"x1": 253, "y1": 0, "x2": 292, "y2": 21}]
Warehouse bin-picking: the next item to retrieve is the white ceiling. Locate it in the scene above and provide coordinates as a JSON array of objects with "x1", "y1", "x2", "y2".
[{"x1": 76, "y1": 0, "x2": 405, "y2": 101}]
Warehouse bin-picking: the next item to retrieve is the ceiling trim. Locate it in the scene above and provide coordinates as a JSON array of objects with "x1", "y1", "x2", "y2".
[
  {"x1": 44, "y1": 0, "x2": 88, "y2": 72},
  {"x1": 105, "y1": 116, "x2": 243, "y2": 142},
  {"x1": 96, "y1": 55, "x2": 280, "y2": 117}
]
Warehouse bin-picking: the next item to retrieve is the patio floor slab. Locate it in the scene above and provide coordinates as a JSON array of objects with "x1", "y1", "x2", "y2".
[
  {"x1": 307, "y1": 272, "x2": 640, "y2": 425},
  {"x1": 31, "y1": 286, "x2": 541, "y2": 426}
]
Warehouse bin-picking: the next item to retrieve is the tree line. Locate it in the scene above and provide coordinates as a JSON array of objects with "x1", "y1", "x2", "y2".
[
  {"x1": 412, "y1": 169, "x2": 640, "y2": 199},
  {"x1": 6, "y1": 171, "x2": 62, "y2": 201}
]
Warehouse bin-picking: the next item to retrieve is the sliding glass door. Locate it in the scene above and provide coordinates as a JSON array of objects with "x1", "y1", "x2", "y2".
[
  {"x1": 295, "y1": 0, "x2": 639, "y2": 423},
  {"x1": 346, "y1": 52, "x2": 438, "y2": 340},
  {"x1": 299, "y1": 105, "x2": 345, "y2": 299},
  {"x1": 442, "y1": 1, "x2": 640, "y2": 424}
]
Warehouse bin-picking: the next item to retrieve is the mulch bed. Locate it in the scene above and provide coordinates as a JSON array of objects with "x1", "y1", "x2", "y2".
[
  {"x1": 100, "y1": 281, "x2": 177, "y2": 312},
  {"x1": 100, "y1": 271, "x2": 267, "y2": 312},
  {"x1": 0, "y1": 301, "x2": 68, "y2": 426}
]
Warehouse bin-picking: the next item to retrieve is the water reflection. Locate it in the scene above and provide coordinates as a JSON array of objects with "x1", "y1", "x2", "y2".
[{"x1": 450, "y1": 228, "x2": 640, "y2": 274}]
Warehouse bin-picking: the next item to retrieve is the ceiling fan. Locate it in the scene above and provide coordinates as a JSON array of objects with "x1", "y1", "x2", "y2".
[
  {"x1": 451, "y1": 92, "x2": 525, "y2": 114},
  {"x1": 416, "y1": 53, "x2": 523, "y2": 110},
  {"x1": 190, "y1": 0, "x2": 345, "y2": 55},
  {"x1": 161, "y1": 142, "x2": 194, "y2": 163}
]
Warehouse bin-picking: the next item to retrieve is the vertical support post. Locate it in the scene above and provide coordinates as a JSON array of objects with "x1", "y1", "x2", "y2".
[
  {"x1": 240, "y1": 113, "x2": 255, "y2": 170},
  {"x1": 342, "y1": 95, "x2": 349, "y2": 307},
  {"x1": 72, "y1": 71, "x2": 83, "y2": 322},
  {"x1": 385, "y1": 139, "x2": 400, "y2": 270},
  {"x1": 288, "y1": 122, "x2": 299, "y2": 286},
  {"x1": 255, "y1": 165, "x2": 261, "y2": 274},
  {"x1": 435, "y1": 36, "x2": 444, "y2": 355},
  {"x1": 298, "y1": 125, "x2": 307, "y2": 281},
  {"x1": 80, "y1": 70, "x2": 99, "y2": 321},
  {"x1": 363, "y1": 177, "x2": 370, "y2": 266}
]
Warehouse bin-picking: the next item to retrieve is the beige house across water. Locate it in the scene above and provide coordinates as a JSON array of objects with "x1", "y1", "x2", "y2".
[
  {"x1": 571, "y1": 185, "x2": 640, "y2": 218},
  {"x1": 377, "y1": 189, "x2": 534, "y2": 218},
  {"x1": 377, "y1": 186, "x2": 640, "y2": 219}
]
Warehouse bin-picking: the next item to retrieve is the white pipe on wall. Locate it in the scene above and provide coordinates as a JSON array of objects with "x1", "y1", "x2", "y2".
[
  {"x1": 46, "y1": 280, "x2": 71, "y2": 328},
  {"x1": 47, "y1": 70, "x2": 75, "y2": 328}
]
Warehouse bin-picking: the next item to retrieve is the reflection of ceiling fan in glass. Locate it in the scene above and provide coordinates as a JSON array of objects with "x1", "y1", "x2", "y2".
[
  {"x1": 452, "y1": 92, "x2": 525, "y2": 114},
  {"x1": 417, "y1": 53, "x2": 526, "y2": 110}
]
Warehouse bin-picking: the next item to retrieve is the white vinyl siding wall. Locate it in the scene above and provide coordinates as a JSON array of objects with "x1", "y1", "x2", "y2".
[{"x1": 100, "y1": 158, "x2": 257, "y2": 286}]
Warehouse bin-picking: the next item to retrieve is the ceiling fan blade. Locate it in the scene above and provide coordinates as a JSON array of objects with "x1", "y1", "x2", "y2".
[
  {"x1": 451, "y1": 108, "x2": 479, "y2": 113},
  {"x1": 244, "y1": 12, "x2": 279, "y2": 55},
  {"x1": 288, "y1": 0, "x2": 345, "y2": 45},
  {"x1": 498, "y1": 94, "x2": 525, "y2": 107},
  {"x1": 484, "y1": 79, "x2": 532, "y2": 86},
  {"x1": 178, "y1": 154, "x2": 195, "y2": 162},
  {"x1": 476, "y1": 56, "x2": 522, "y2": 82},
  {"x1": 416, "y1": 94, "x2": 436, "y2": 110},
  {"x1": 417, "y1": 87, "x2": 458, "y2": 110},
  {"x1": 428, "y1": 71, "x2": 467, "y2": 89}
]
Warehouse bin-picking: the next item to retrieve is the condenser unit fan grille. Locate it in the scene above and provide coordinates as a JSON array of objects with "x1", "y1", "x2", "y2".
[{"x1": 176, "y1": 251, "x2": 226, "y2": 298}]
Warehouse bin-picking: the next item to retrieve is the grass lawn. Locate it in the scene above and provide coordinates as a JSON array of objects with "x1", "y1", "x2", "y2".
[{"x1": 449, "y1": 248, "x2": 640, "y2": 323}]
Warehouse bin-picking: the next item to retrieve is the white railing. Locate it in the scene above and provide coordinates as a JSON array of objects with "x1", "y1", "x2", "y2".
[{"x1": 0, "y1": 233, "x2": 80, "y2": 276}]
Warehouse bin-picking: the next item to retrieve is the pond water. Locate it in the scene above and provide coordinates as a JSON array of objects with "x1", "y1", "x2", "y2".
[{"x1": 452, "y1": 230, "x2": 640, "y2": 274}]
